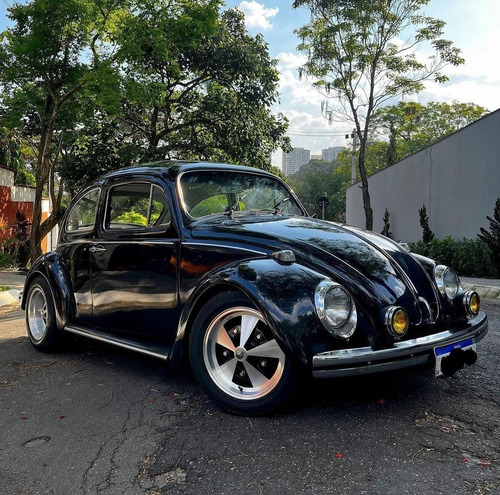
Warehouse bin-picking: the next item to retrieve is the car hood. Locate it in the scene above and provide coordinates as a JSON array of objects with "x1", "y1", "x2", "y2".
[{"x1": 192, "y1": 215, "x2": 439, "y2": 324}]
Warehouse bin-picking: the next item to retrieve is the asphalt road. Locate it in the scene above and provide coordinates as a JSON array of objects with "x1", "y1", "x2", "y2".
[{"x1": 0, "y1": 302, "x2": 498, "y2": 495}]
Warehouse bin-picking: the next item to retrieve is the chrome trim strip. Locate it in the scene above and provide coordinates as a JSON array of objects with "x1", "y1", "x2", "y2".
[
  {"x1": 64, "y1": 325, "x2": 170, "y2": 360},
  {"x1": 183, "y1": 242, "x2": 267, "y2": 256},
  {"x1": 312, "y1": 311, "x2": 488, "y2": 369}
]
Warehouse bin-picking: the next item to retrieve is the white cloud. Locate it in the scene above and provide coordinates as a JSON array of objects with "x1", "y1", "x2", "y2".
[{"x1": 238, "y1": 1, "x2": 278, "y2": 30}]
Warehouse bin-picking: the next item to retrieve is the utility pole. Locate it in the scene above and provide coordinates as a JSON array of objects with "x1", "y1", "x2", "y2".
[{"x1": 345, "y1": 129, "x2": 358, "y2": 184}]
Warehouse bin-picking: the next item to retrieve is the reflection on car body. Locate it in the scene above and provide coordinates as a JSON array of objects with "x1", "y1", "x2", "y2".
[{"x1": 22, "y1": 161, "x2": 488, "y2": 414}]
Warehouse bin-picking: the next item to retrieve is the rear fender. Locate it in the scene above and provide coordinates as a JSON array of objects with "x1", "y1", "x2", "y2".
[
  {"x1": 22, "y1": 252, "x2": 75, "y2": 329},
  {"x1": 170, "y1": 258, "x2": 327, "y2": 369}
]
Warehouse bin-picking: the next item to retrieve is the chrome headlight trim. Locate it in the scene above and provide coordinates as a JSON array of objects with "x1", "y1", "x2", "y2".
[
  {"x1": 314, "y1": 281, "x2": 357, "y2": 339},
  {"x1": 434, "y1": 265, "x2": 460, "y2": 300},
  {"x1": 463, "y1": 291, "x2": 480, "y2": 317},
  {"x1": 384, "y1": 306, "x2": 409, "y2": 339}
]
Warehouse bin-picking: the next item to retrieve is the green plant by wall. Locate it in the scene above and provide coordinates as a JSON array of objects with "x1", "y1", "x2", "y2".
[
  {"x1": 418, "y1": 204, "x2": 434, "y2": 243},
  {"x1": 478, "y1": 197, "x2": 500, "y2": 276},
  {"x1": 381, "y1": 208, "x2": 392, "y2": 238},
  {"x1": 409, "y1": 237, "x2": 497, "y2": 278}
]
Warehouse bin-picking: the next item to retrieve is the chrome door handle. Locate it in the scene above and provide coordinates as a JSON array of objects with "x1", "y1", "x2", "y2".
[{"x1": 89, "y1": 245, "x2": 107, "y2": 253}]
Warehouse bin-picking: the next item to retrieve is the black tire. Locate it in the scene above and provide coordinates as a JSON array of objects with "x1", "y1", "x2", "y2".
[
  {"x1": 25, "y1": 276, "x2": 59, "y2": 352},
  {"x1": 189, "y1": 291, "x2": 294, "y2": 415}
]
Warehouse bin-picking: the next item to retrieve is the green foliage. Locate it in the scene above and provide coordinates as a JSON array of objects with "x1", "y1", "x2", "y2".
[
  {"x1": 372, "y1": 101, "x2": 488, "y2": 161},
  {"x1": 0, "y1": 252, "x2": 14, "y2": 269},
  {"x1": 410, "y1": 238, "x2": 497, "y2": 278},
  {"x1": 478, "y1": 198, "x2": 500, "y2": 275},
  {"x1": 418, "y1": 205, "x2": 434, "y2": 243},
  {"x1": 381, "y1": 209, "x2": 392, "y2": 238},
  {"x1": 294, "y1": 0, "x2": 464, "y2": 230},
  {"x1": 287, "y1": 160, "x2": 349, "y2": 221}
]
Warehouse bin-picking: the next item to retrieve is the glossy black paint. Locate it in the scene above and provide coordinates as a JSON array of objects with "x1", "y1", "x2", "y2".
[{"x1": 22, "y1": 161, "x2": 487, "y2": 373}]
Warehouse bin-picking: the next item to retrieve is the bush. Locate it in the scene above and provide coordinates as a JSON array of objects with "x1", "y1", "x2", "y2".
[
  {"x1": 409, "y1": 237, "x2": 497, "y2": 278},
  {"x1": 0, "y1": 251, "x2": 14, "y2": 268}
]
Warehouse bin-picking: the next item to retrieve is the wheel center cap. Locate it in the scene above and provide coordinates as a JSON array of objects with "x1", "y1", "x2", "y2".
[{"x1": 235, "y1": 347, "x2": 246, "y2": 361}]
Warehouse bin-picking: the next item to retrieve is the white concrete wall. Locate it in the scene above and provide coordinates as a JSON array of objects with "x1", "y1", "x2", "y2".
[
  {"x1": 346, "y1": 109, "x2": 500, "y2": 242},
  {"x1": 0, "y1": 166, "x2": 14, "y2": 187},
  {"x1": 11, "y1": 186, "x2": 36, "y2": 202}
]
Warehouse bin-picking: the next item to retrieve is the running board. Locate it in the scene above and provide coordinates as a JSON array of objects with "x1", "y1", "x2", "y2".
[{"x1": 64, "y1": 325, "x2": 171, "y2": 360}]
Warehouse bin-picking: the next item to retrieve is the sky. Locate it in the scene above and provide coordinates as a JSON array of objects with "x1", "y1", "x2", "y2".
[{"x1": 2, "y1": 0, "x2": 500, "y2": 165}]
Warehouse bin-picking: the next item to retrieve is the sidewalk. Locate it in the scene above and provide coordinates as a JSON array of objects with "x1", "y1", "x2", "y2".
[
  {"x1": 1, "y1": 270, "x2": 499, "y2": 308},
  {"x1": 0, "y1": 270, "x2": 26, "y2": 308}
]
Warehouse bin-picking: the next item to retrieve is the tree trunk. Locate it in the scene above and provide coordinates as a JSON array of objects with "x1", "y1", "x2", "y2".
[
  {"x1": 29, "y1": 125, "x2": 53, "y2": 263},
  {"x1": 357, "y1": 140, "x2": 373, "y2": 231}
]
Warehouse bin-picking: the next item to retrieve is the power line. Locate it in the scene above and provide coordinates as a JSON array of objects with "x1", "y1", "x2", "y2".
[
  {"x1": 1, "y1": 0, "x2": 12, "y2": 9},
  {"x1": 286, "y1": 131, "x2": 349, "y2": 136}
]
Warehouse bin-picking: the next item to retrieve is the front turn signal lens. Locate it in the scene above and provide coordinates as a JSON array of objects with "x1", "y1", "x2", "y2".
[
  {"x1": 463, "y1": 291, "x2": 480, "y2": 317},
  {"x1": 385, "y1": 306, "x2": 409, "y2": 339}
]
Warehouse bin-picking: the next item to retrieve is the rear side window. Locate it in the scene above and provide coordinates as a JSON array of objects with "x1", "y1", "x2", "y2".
[
  {"x1": 66, "y1": 188, "x2": 100, "y2": 232},
  {"x1": 106, "y1": 183, "x2": 171, "y2": 230}
]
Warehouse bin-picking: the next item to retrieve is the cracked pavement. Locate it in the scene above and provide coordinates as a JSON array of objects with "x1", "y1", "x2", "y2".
[{"x1": 0, "y1": 301, "x2": 498, "y2": 495}]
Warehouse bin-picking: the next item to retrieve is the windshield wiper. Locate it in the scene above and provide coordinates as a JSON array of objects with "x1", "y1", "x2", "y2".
[
  {"x1": 272, "y1": 197, "x2": 290, "y2": 214},
  {"x1": 226, "y1": 194, "x2": 248, "y2": 218}
]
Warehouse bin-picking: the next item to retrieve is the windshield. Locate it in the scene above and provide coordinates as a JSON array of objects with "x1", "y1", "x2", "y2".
[{"x1": 179, "y1": 170, "x2": 305, "y2": 219}]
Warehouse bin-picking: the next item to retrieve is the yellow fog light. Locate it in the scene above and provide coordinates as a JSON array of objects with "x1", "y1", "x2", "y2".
[
  {"x1": 463, "y1": 291, "x2": 480, "y2": 317},
  {"x1": 385, "y1": 306, "x2": 409, "y2": 339}
]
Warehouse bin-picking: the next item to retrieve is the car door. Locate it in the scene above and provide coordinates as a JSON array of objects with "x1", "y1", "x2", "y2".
[
  {"x1": 58, "y1": 186, "x2": 101, "y2": 327},
  {"x1": 90, "y1": 179, "x2": 180, "y2": 343}
]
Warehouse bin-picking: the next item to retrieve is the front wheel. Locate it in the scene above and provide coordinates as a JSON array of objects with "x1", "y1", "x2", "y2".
[{"x1": 189, "y1": 292, "x2": 294, "y2": 415}]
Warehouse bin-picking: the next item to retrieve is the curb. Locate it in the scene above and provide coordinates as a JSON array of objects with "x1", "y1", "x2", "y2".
[
  {"x1": 462, "y1": 283, "x2": 500, "y2": 301},
  {"x1": 0, "y1": 289, "x2": 21, "y2": 307}
]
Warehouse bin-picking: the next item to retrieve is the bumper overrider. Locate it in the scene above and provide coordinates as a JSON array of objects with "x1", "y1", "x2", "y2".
[{"x1": 312, "y1": 311, "x2": 488, "y2": 378}]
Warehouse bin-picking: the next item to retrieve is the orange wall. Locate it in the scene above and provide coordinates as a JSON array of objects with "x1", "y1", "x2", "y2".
[{"x1": 0, "y1": 185, "x2": 34, "y2": 242}]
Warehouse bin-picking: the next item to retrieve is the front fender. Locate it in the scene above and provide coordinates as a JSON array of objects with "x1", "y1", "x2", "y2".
[
  {"x1": 22, "y1": 252, "x2": 75, "y2": 329},
  {"x1": 171, "y1": 258, "x2": 329, "y2": 369}
]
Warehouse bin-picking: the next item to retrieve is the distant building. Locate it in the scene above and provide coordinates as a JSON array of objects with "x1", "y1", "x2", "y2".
[
  {"x1": 282, "y1": 148, "x2": 310, "y2": 176},
  {"x1": 311, "y1": 154, "x2": 322, "y2": 161},
  {"x1": 322, "y1": 146, "x2": 343, "y2": 162}
]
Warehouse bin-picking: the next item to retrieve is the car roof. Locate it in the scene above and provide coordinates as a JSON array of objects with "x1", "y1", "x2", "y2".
[{"x1": 101, "y1": 161, "x2": 279, "y2": 182}]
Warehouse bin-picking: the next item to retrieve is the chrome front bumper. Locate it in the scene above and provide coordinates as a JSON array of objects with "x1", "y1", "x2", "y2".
[{"x1": 312, "y1": 311, "x2": 488, "y2": 378}]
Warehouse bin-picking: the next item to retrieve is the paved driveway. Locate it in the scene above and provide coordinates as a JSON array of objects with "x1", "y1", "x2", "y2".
[{"x1": 0, "y1": 302, "x2": 499, "y2": 495}]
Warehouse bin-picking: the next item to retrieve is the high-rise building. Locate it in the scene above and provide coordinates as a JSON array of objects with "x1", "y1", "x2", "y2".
[
  {"x1": 282, "y1": 148, "x2": 311, "y2": 176},
  {"x1": 322, "y1": 146, "x2": 343, "y2": 162}
]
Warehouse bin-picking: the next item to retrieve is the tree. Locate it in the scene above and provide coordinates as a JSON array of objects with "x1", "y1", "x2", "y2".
[
  {"x1": 294, "y1": 0, "x2": 464, "y2": 230},
  {"x1": 288, "y1": 159, "x2": 349, "y2": 221},
  {"x1": 478, "y1": 198, "x2": 500, "y2": 275},
  {"x1": 372, "y1": 101, "x2": 488, "y2": 161},
  {"x1": 0, "y1": 0, "x2": 122, "y2": 262},
  {"x1": 115, "y1": 4, "x2": 290, "y2": 169}
]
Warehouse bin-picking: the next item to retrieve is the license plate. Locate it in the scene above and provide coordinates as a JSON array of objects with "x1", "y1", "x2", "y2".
[{"x1": 434, "y1": 338, "x2": 476, "y2": 377}]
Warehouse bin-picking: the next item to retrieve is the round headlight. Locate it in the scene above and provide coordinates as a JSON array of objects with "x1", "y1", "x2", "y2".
[
  {"x1": 435, "y1": 265, "x2": 460, "y2": 300},
  {"x1": 463, "y1": 291, "x2": 480, "y2": 317},
  {"x1": 315, "y1": 281, "x2": 357, "y2": 339},
  {"x1": 384, "y1": 306, "x2": 409, "y2": 338}
]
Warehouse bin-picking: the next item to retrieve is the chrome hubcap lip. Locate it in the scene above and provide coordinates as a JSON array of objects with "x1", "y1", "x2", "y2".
[
  {"x1": 203, "y1": 307, "x2": 285, "y2": 401},
  {"x1": 27, "y1": 287, "x2": 47, "y2": 341}
]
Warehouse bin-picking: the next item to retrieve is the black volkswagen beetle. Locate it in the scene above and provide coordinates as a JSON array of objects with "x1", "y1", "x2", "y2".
[{"x1": 22, "y1": 162, "x2": 488, "y2": 414}]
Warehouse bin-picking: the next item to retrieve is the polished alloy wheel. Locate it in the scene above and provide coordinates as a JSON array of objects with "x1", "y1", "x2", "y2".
[
  {"x1": 203, "y1": 307, "x2": 285, "y2": 400},
  {"x1": 27, "y1": 286, "x2": 48, "y2": 341}
]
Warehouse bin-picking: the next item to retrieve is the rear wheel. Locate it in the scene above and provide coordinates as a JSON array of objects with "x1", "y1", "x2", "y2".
[
  {"x1": 189, "y1": 291, "x2": 293, "y2": 415},
  {"x1": 26, "y1": 276, "x2": 58, "y2": 352}
]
